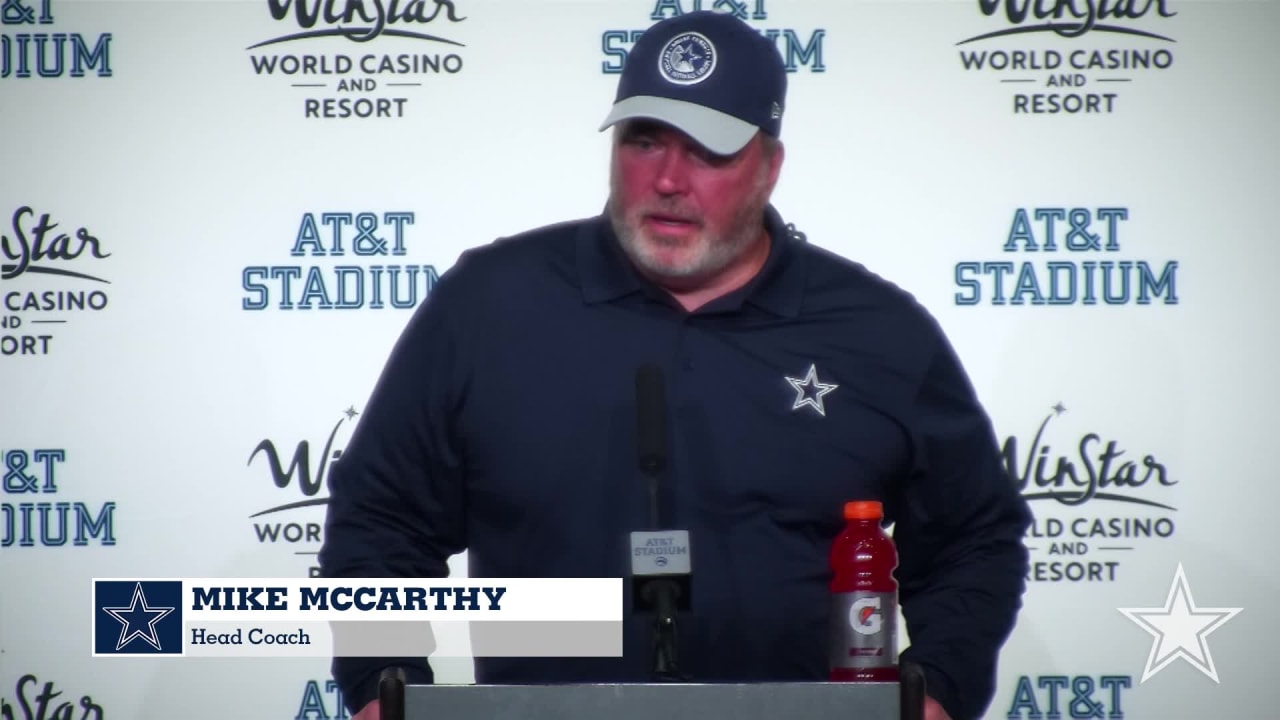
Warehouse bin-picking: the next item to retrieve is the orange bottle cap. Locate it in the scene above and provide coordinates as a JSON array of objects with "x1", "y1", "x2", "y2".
[{"x1": 843, "y1": 500, "x2": 883, "y2": 520}]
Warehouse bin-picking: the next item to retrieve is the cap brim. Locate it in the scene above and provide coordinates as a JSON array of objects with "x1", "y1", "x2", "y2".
[{"x1": 598, "y1": 96, "x2": 758, "y2": 156}]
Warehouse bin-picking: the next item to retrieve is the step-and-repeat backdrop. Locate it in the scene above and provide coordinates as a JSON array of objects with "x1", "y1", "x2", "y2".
[{"x1": 3, "y1": 0, "x2": 1276, "y2": 717}]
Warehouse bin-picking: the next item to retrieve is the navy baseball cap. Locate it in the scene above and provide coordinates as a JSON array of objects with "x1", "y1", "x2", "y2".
[{"x1": 599, "y1": 11, "x2": 787, "y2": 156}]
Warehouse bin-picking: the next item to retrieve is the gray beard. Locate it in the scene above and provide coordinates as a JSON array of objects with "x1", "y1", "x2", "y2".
[
  {"x1": 607, "y1": 177, "x2": 770, "y2": 285},
  {"x1": 609, "y1": 212, "x2": 756, "y2": 282}
]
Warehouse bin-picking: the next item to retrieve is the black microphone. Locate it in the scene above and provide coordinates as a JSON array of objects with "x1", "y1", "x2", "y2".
[
  {"x1": 636, "y1": 363, "x2": 667, "y2": 527},
  {"x1": 633, "y1": 364, "x2": 691, "y2": 682}
]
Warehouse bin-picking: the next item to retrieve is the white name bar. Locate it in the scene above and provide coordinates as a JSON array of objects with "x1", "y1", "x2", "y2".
[{"x1": 93, "y1": 577, "x2": 623, "y2": 623}]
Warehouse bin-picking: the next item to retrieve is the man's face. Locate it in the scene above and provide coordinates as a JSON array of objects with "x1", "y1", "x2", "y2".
[{"x1": 607, "y1": 120, "x2": 783, "y2": 291}]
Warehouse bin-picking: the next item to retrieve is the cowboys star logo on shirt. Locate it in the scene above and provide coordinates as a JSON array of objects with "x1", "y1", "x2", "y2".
[
  {"x1": 785, "y1": 364, "x2": 838, "y2": 417},
  {"x1": 659, "y1": 32, "x2": 717, "y2": 85}
]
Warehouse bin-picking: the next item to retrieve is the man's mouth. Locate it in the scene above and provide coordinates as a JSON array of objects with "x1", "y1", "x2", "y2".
[{"x1": 644, "y1": 212, "x2": 699, "y2": 230}]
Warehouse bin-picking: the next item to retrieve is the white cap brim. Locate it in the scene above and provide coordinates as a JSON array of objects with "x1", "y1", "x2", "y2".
[{"x1": 598, "y1": 96, "x2": 759, "y2": 156}]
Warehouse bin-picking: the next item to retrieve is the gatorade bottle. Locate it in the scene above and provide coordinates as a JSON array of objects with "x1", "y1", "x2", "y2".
[{"x1": 828, "y1": 500, "x2": 899, "y2": 682}]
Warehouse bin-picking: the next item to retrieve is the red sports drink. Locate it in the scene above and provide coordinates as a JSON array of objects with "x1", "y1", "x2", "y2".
[{"x1": 828, "y1": 500, "x2": 899, "y2": 682}]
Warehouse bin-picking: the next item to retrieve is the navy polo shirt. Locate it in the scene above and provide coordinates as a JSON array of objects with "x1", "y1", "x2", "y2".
[{"x1": 320, "y1": 206, "x2": 1032, "y2": 720}]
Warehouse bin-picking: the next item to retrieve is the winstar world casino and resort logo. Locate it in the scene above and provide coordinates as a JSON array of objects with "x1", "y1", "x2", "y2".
[
  {"x1": 245, "y1": 408, "x2": 357, "y2": 577},
  {"x1": 1, "y1": 206, "x2": 112, "y2": 357},
  {"x1": 248, "y1": 0, "x2": 466, "y2": 120},
  {"x1": 957, "y1": 0, "x2": 1178, "y2": 115},
  {"x1": 1004, "y1": 403, "x2": 1177, "y2": 583},
  {"x1": 1, "y1": 673, "x2": 106, "y2": 720},
  {"x1": 1, "y1": 0, "x2": 112, "y2": 79},
  {"x1": 602, "y1": 1, "x2": 826, "y2": 75}
]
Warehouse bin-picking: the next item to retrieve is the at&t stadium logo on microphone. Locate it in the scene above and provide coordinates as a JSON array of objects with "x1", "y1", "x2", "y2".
[
  {"x1": 1, "y1": 206, "x2": 112, "y2": 358},
  {"x1": 1, "y1": 0, "x2": 112, "y2": 79},
  {"x1": 955, "y1": 0, "x2": 1178, "y2": 115},
  {"x1": 240, "y1": 211, "x2": 439, "y2": 311},
  {"x1": 601, "y1": 1, "x2": 827, "y2": 75},
  {"x1": 247, "y1": 0, "x2": 468, "y2": 120}
]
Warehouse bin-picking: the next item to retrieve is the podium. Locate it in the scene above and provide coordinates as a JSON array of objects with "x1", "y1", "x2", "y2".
[{"x1": 377, "y1": 663, "x2": 927, "y2": 720}]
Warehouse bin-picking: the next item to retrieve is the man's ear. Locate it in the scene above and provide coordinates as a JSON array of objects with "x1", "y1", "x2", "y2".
[{"x1": 764, "y1": 139, "x2": 785, "y2": 192}]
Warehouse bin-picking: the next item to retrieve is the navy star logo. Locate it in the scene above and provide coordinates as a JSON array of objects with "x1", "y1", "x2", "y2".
[
  {"x1": 344, "y1": 406, "x2": 359, "y2": 420},
  {"x1": 1052, "y1": 402, "x2": 1067, "y2": 415},
  {"x1": 102, "y1": 582, "x2": 175, "y2": 652},
  {"x1": 785, "y1": 364, "x2": 838, "y2": 417}
]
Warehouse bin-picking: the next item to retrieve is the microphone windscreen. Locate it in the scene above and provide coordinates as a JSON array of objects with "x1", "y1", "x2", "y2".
[{"x1": 635, "y1": 363, "x2": 668, "y2": 474}]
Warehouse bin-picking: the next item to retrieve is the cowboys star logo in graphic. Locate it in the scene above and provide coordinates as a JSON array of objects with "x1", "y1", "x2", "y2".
[
  {"x1": 785, "y1": 363, "x2": 838, "y2": 417},
  {"x1": 94, "y1": 580, "x2": 183, "y2": 655},
  {"x1": 103, "y1": 582, "x2": 175, "y2": 651}
]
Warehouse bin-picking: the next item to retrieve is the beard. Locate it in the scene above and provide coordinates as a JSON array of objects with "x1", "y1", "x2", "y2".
[{"x1": 607, "y1": 164, "x2": 771, "y2": 288}]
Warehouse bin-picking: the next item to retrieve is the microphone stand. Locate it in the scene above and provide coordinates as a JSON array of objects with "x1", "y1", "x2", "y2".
[
  {"x1": 644, "y1": 578, "x2": 684, "y2": 681},
  {"x1": 640, "y1": 462, "x2": 688, "y2": 682},
  {"x1": 637, "y1": 364, "x2": 690, "y2": 683}
]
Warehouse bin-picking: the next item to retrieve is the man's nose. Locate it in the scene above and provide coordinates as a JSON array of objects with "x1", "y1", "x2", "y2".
[{"x1": 653, "y1": 148, "x2": 691, "y2": 195}]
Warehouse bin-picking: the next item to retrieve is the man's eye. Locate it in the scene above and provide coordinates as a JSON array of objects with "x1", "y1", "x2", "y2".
[{"x1": 694, "y1": 148, "x2": 733, "y2": 167}]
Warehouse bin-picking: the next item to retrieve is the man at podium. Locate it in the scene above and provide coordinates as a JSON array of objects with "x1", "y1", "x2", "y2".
[{"x1": 319, "y1": 10, "x2": 1032, "y2": 720}]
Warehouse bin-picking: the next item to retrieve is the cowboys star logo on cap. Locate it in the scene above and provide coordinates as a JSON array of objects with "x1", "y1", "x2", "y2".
[
  {"x1": 598, "y1": 11, "x2": 788, "y2": 156},
  {"x1": 658, "y1": 32, "x2": 717, "y2": 85}
]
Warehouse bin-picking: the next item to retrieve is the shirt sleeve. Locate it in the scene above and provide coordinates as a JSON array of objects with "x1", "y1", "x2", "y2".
[
  {"x1": 317, "y1": 260, "x2": 472, "y2": 715},
  {"x1": 888, "y1": 324, "x2": 1033, "y2": 720}
]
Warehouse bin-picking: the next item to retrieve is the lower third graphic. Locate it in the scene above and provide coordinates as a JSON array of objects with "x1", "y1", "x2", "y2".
[{"x1": 93, "y1": 580, "x2": 183, "y2": 655}]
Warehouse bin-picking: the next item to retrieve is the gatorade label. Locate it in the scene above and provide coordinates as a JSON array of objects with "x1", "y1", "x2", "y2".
[{"x1": 829, "y1": 591, "x2": 897, "y2": 669}]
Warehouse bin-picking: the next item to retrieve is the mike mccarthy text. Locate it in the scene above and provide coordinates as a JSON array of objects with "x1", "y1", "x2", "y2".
[{"x1": 190, "y1": 585, "x2": 507, "y2": 613}]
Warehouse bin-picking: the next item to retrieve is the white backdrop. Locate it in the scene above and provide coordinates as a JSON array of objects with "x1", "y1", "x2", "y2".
[{"x1": 2, "y1": 0, "x2": 1277, "y2": 718}]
